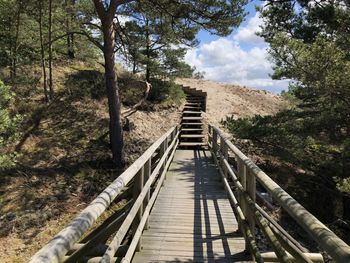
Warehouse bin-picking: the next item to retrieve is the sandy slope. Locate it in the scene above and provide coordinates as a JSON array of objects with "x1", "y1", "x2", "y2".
[{"x1": 177, "y1": 78, "x2": 287, "y2": 127}]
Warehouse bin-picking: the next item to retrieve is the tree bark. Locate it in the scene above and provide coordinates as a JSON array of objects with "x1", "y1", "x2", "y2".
[
  {"x1": 48, "y1": 0, "x2": 54, "y2": 99},
  {"x1": 93, "y1": 0, "x2": 124, "y2": 167},
  {"x1": 38, "y1": 0, "x2": 49, "y2": 102},
  {"x1": 11, "y1": 0, "x2": 22, "y2": 86},
  {"x1": 103, "y1": 20, "x2": 124, "y2": 167},
  {"x1": 65, "y1": 0, "x2": 75, "y2": 59},
  {"x1": 145, "y1": 18, "x2": 151, "y2": 82}
]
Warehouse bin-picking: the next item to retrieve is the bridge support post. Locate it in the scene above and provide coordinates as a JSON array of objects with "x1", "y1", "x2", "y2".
[
  {"x1": 237, "y1": 160, "x2": 256, "y2": 252},
  {"x1": 213, "y1": 129, "x2": 218, "y2": 154},
  {"x1": 238, "y1": 160, "x2": 254, "y2": 251},
  {"x1": 144, "y1": 158, "x2": 151, "y2": 230},
  {"x1": 160, "y1": 137, "x2": 168, "y2": 186},
  {"x1": 133, "y1": 166, "x2": 144, "y2": 252},
  {"x1": 246, "y1": 169, "x2": 256, "y2": 245},
  {"x1": 208, "y1": 125, "x2": 212, "y2": 148},
  {"x1": 220, "y1": 137, "x2": 228, "y2": 179}
]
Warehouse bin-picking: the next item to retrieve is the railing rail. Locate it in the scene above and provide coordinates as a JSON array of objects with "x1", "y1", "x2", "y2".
[
  {"x1": 208, "y1": 124, "x2": 350, "y2": 263},
  {"x1": 29, "y1": 125, "x2": 180, "y2": 263}
]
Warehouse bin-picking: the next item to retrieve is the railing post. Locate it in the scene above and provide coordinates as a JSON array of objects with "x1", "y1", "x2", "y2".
[
  {"x1": 213, "y1": 128, "x2": 218, "y2": 154},
  {"x1": 208, "y1": 125, "x2": 212, "y2": 149},
  {"x1": 143, "y1": 158, "x2": 151, "y2": 230},
  {"x1": 160, "y1": 136, "x2": 168, "y2": 186},
  {"x1": 246, "y1": 169, "x2": 256, "y2": 243},
  {"x1": 133, "y1": 166, "x2": 144, "y2": 251},
  {"x1": 237, "y1": 158, "x2": 250, "y2": 250},
  {"x1": 220, "y1": 137, "x2": 228, "y2": 178}
]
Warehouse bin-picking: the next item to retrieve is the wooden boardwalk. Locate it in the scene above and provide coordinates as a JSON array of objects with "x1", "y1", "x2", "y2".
[{"x1": 132, "y1": 149, "x2": 250, "y2": 263}]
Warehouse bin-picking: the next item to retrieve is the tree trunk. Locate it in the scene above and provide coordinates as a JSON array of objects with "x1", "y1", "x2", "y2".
[
  {"x1": 48, "y1": 0, "x2": 54, "y2": 99},
  {"x1": 93, "y1": 0, "x2": 125, "y2": 167},
  {"x1": 145, "y1": 19, "x2": 151, "y2": 82},
  {"x1": 11, "y1": 1, "x2": 21, "y2": 86},
  {"x1": 65, "y1": 0, "x2": 75, "y2": 59},
  {"x1": 38, "y1": 0, "x2": 49, "y2": 102},
  {"x1": 102, "y1": 18, "x2": 124, "y2": 167}
]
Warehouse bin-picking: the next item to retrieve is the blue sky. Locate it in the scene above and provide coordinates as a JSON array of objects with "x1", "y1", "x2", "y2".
[{"x1": 184, "y1": 0, "x2": 290, "y2": 93}]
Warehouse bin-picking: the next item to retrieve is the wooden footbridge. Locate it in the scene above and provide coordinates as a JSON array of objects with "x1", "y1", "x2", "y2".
[{"x1": 29, "y1": 88, "x2": 350, "y2": 263}]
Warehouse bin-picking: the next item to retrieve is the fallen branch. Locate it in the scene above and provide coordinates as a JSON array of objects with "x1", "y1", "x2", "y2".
[{"x1": 122, "y1": 81, "x2": 152, "y2": 118}]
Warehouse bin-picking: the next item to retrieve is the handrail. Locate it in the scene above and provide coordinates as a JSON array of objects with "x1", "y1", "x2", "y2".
[
  {"x1": 29, "y1": 125, "x2": 180, "y2": 263},
  {"x1": 208, "y1": 124, "x2": 350, "y2": 263}
]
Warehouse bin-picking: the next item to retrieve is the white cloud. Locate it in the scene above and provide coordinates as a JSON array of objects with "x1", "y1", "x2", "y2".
[
  {"x1": 115, "y1": 15, "x2": 131, "y2": 26},
  {"x1": 185, "y1": 11, "x2": 289, "y2": 93},
  {"x1": 233, "y1": 12, "x2": 264, "y2": 45}
]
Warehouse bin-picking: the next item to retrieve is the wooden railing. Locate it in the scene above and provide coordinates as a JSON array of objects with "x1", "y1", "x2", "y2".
[
  {"x1": 208, "y1": 124, "x2": 350, "y2": 263},
  {"x1": 29, "y1": 126, "x2": 180, "y2": 263}
]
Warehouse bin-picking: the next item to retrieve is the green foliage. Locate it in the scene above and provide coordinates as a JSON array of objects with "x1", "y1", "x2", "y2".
[
  {"x1": 225, "y1": 109, "x2": 349, "y2": 192},
  {"x1": 119, "y1": 2, "x2": 197, "y2": 80},
  {"x1": 254, "y1": 1, "x2": 350, "y2": 193},
  {"x1": 259, "y1": 1, "x2": 350, "y2": 137},
  {"x1": 118, "y1": 0, "x2": 247, "y2": 81},
  {"x1": 0, "y1": 80, "x2": 21, "y2": 168},
  {"x1": 148, "y1": 79, "x2": 185, "y2": 105}
]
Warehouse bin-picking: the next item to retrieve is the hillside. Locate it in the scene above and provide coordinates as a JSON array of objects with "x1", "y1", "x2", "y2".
[
  {"x1": 0, "y1": 66, "x2": 286, "y2": 262},
  {"x1": 177, "y1": 78, "x2": 287, "y2": 127}
]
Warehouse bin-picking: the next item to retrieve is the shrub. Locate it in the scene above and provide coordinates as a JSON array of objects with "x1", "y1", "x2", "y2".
[
  {"x1": 0, "y1": 80, "x2": 21, "y2": 168},
  {"x1": 148, "y1": 79, "x2": 185, "y2": 105}
]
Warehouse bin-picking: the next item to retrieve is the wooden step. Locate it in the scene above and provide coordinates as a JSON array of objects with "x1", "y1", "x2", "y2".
[
  {"x1": 185, "y1": 103, "x2": 201, "y2": 106},
  {"x1": 182, "y1": 117, "x2": 203, "y2": 120},
  {"x1": 187, "y1": 100, "x2": 203, "y2": 103},
  {"x1": 180, "y1": 134, "x2": 205, "y2": 138},
  {"x1": 178, "y1": 142, "x2": 206, "y2": 147},
  {"x1": 181, "y1": 128, "x2": 203, "y2": 132},
  {"x1": 184, "y1": 106, "x2": 202, "y2": 110},
  {"x1": 183, "y1": 111, "x2": 201, "y2": 114},
  {"x1": 187, "y1": 97, "x2": 203, "y2": 100},
  {"x1": 181, "y1": 122, "x2": 203, "y2": 126}
]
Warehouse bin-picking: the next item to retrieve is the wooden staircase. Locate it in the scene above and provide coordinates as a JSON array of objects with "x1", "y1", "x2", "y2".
[{"x1": 179, "y1": 91, "x2": 206, "y2": 148}]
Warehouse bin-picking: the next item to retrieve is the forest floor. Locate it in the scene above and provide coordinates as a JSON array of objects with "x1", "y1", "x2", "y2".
[{"x1": 0, "y1": 68, "x2": 286, "y2": 262}]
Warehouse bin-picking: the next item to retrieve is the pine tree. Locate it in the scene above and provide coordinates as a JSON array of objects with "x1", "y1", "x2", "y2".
[{"x1": 92, "y1": 0, "x2": 247, "y2": 166}]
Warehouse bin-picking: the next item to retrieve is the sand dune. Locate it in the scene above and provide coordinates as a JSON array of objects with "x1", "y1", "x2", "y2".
[{"x1": 177, "y1": 78, "x2": 287, "y2": 127}]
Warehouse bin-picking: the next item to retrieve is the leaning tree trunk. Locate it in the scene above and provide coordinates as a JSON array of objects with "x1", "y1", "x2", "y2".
[
  {"x1": 145, "y1": 19, "x2": 151, "y2": 82},
  {"x1": 102, "y1": 18, "x2": 124, "y2": 167},
  {"x1": 48, "y1": 0, "x2": 54, "y2": 99},
  {"x1": 38, "y1": 0, "x2": 49, "y2": 102},
  {"x1": 11, "y1": 1, "x2": 21, "y2": 86}
]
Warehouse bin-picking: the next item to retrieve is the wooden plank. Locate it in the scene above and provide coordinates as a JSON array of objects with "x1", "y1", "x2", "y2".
[
  {"x1": 178, "y1": 142, "x2": 206, "y2": 147},
  {"x1": 182, "y1": 116, "x2": 203, "y2": 120},
  {"x1": 132, "y1": 250, "x2": 250, "y2": 262},
  {"x1": 131, "y1": 150, "x2": 246, "y2": 263},
  {"x1": 181, "y1": 122, "x2": 203, "y2": 125},
  {"x1": 180, "y1": 134, "x2": 205, "y2": 138},
  {"x1": 183, "y1": 110, "x2": 202, "y2": 114},
  {"x1": 181, "y1": 128, "x2": 203, "y2": 132}
]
